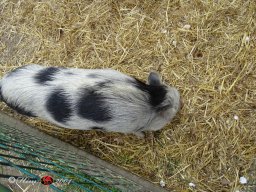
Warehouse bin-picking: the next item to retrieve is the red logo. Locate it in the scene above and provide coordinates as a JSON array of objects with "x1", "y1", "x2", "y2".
[{"x1": 41, "y1": 176, "x2": 53, "y2": 185}]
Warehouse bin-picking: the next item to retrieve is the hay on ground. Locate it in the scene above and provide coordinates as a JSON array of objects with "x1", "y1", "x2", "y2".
[{"x1": 0, "y1": 0, "x2": 256, "y2": 191}]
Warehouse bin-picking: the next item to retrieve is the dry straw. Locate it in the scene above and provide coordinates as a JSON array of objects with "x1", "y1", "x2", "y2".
[{"x1": 0, "y1": 0, "x2": 256, "y2": 191}]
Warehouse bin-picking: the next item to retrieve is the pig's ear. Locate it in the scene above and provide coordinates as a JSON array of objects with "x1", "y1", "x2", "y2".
[{"x1": 148, "y1": 71, "x2": 162, "y2": 86}]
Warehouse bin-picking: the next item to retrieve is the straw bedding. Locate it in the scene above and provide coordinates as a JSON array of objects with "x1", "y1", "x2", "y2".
[{"x1": 0, "y1": 0, "x2": 255, "y2": 191}]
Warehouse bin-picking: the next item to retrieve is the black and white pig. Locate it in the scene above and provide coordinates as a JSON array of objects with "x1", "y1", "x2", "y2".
[{"x1": 0, "y1": 64, "x2": 182, "y2": 137}]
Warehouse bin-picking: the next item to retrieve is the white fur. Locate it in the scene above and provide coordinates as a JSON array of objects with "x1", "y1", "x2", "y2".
[{"x1": 0, "y1": 64, "x2": 181, "y2": 136}]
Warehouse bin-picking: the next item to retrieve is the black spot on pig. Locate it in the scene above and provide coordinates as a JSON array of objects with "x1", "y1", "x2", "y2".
[
  {"x1": 130, "y1": 78, "x2": 167, "y2": 107},
  {"x1": 65, "y1": 72, "x2": 74, "y2": 75},
  {"x1": 35, "y1": 67, "x2": 60, "y2": 85},
  {"x1": 77, "y1": 89, "x2": 112, "y2": 122},
  {"x1": 96, "y1": 81, "x2": 112, "y2": 88},
  {"x1": 0, "y1": 85, "x2": 2, "y2": 101},
  {"x1": 90, "y1": 127, "x2": 106, "y2": 131},
  {"x1": 136, "y1": 126, "x2": 145, "y2": 132},
  {"x1": 46, "y1": 89, "x2": 72, "y2": 123},
  {"x1": 87, "y1": 74, "x2": 99, "y2": 78}
]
